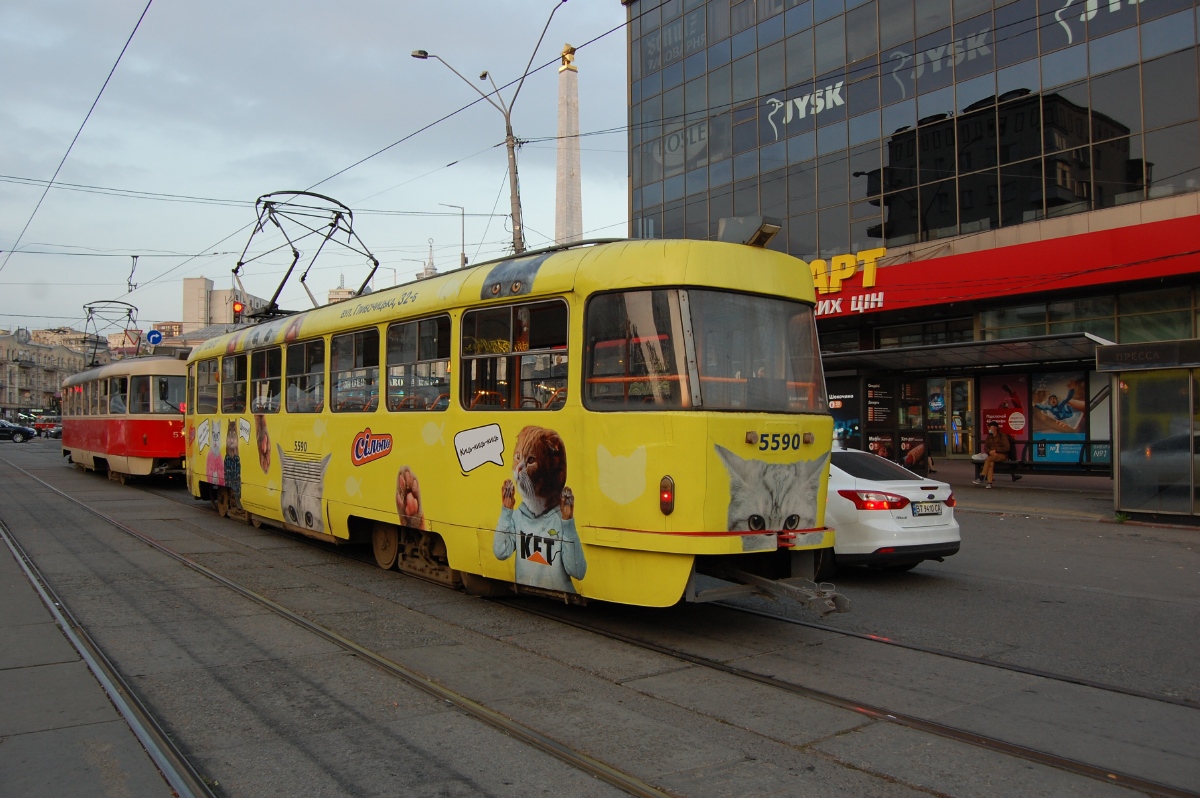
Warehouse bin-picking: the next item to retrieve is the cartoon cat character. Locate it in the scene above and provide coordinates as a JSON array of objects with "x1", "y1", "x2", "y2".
[
  {"x1": 277, "y1": 445, "x2": 331, "y2": 534},
  {"x1": 715, "y1": 445, "x2": 829, "y2": 551},
  {"x1": 395, "y1": 466, "x2": 425, "y2": 530},
  {"x1": 479, "y1": 252, "x2": 553, "y2": 300},
  {"x1": 494, "y1": 425, "x2": 586, "y2": 593},
  {"x1": 205, "y1": 421, "x2": 225, "y2": 487},
  {"x1": 254, "y1": 414, "x2": 271, "y2": 473},
  {"x1": 223, "y1": 418, "x2": 242, "y2": 504}
]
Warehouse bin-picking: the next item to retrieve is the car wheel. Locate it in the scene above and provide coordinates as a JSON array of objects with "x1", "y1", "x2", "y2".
[
  {"x1": 883, "y1": 562, "x2": 919, "y2": 572},
  {"x1": 12, "y1": 432, "x2": 26, "y2": 443}
]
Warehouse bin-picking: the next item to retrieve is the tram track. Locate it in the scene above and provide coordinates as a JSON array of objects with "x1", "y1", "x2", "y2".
[
  {"x1": 15, "y1": 451, "x2": 1200, "y2": 798},
  {"x1": 126, "y1": 473, "x2": 1200, "y2": 797},
  {"x1": 0, "y1": 457, "x2": 672, "y2": 798},
  {"x1": 134, "y1": 471, "x2": 1199, "y2": 712},
  {"x1": 492, "y1": 602, "x2": 1200, "y2": 798}
]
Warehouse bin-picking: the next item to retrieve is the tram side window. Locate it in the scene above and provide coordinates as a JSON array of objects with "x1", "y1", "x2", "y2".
[
  {"x1": 129, "y1": 376, "x2": 151, "y2": 414},
  {"x1": 286, "y1": 339, "x2": 325, "y2": 413},
  {"x1": 96, "y1": 379, "x2": 109, "y2": 416},
  {"x1": 154, "y1": 376, "x2": 186, "y2": 413},
  {"x1": 186, "y1": 364, "x2": 195, "y2": 416},
  {"x1": 462, "y1": 301, "x2": 568, "y2": 410},
  {"x1": 110, "y1": 377, "x2": 127, "y2": 414},
  {"x1": 584, "y1": 290, "x2": 687, "y2": 410},
  {"x1": 386, "y1": 316, "x2": 450, "y2": 411},
  {"x1": 196, "y1": 359, "x2": 219, "y2": 414},
  {"x1": 82, "y1": 383, "x2": 91, "y2": 416},
  {"x1": 250, "y1": 348, "x2": 282, "y2": 413},
  {"x1": 222, "y1": 354, "x2": 247, "y2": 413},
  {"x1": 332, "y1": 329, "x2": 380, "y2": 412}
]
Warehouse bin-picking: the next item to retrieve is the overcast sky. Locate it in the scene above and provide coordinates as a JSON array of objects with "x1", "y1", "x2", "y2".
[{"x1": 0, "y1": 0, "x2": 629, "y2": 339}]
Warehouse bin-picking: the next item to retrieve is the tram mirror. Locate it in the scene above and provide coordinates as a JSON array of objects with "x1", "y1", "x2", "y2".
[{"x1": 717, "y1": 216, "x2": 781, "y2": 248}]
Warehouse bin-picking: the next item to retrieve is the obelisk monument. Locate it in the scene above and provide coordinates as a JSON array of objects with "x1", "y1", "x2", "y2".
[{"x1": 555, "y1": 44, "x2": 583, "y2": 245}]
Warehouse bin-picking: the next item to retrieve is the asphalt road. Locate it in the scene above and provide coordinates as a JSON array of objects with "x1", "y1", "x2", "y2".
[{"x1": 1, "y1": 438, "x2": 1196, "y2": 797}]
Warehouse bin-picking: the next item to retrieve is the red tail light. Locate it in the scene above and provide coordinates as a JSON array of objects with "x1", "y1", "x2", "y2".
[
  {"x1": 945, "y1": 493, "x2": 956, "y2": 507},
  {"x1": 659, "y1": 476, "x2": 675, "y2": 515},
  {"x1": 837, "y1": 489, "x2": 910, "y2": 511}
]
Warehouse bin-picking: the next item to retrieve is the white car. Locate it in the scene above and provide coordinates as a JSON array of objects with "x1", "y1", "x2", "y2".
[{"x1": 822, "y1": 444, "x2": 961, "y2": 574}]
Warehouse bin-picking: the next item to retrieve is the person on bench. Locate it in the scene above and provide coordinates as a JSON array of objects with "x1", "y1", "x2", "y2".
[{"x1": 975, "y1": 421, "x2": 1009, "y2": 489}]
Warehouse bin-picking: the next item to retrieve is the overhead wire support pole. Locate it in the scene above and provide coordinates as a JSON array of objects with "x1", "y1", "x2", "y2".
[{"x1": 412, "y1": 0, "x2": 568, "y2": 256}]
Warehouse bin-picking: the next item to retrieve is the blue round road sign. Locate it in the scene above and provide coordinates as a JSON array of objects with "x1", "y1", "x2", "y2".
[{"x1": 146, "y1": 330, "x2": 163, "y2": 345}]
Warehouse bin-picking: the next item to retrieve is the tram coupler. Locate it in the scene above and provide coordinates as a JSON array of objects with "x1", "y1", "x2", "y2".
[{"x1": 726, "y1": 569, "x2": 851, "y2": 616}]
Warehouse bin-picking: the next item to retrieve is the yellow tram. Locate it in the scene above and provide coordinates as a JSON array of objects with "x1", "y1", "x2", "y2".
[{"x1": 184, "y1": 239, "x2": 835, "y2": 607}]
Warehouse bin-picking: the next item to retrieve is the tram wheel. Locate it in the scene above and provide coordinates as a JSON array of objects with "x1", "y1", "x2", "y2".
[
  {"x1": 372, "y1": 523, "x2": 399, "y2": 570},
  {"x1": 113, "y1": 472, "x2": 128, "y2": 486},
  {"x1": 249, "y1": 515, "x2": 262, "y2": 529},
  {"x1": 212, "y1": 487, "x2": 231, "y2": 518}
]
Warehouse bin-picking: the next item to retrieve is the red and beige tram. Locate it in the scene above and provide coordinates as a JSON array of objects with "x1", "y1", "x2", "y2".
[{"x1": 61, "y1": 356, "x2": 188, "y2": 483}]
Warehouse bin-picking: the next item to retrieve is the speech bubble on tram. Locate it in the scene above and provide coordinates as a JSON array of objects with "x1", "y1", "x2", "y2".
[{"x1": 454, "y1": 424, "x2": 504, "y2": 473}]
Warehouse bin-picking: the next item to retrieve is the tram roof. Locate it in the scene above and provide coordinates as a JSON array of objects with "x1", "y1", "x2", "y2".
[
  {"x1": 62, "y1": 355, "x2": 188, "y2": 388},
  {"x1": 189, "y1": 239, "x2": 811, "y2": 361}
]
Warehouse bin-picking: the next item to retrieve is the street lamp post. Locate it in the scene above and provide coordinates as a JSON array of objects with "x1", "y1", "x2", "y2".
[
  {"x1": 412, "y1": 0, "x2": 567, "y2": 256},
  {"x1": 440, "y1": 203, "x2": 467, "y2": 268}
]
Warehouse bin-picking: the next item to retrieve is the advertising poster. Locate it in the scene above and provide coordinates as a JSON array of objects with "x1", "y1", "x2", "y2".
[
  {"x1": 866, "y1": 379, "x2": 895, "y2": 426},
  {"x1": 1031, "y1": 371, "x2": 1088, "y2": 463},
  {"x1": 827, "y1": 377, "x2": 861, "y2": 450},
  {"x1": 899, "y1": 433, "x2": 928, "y2": 472},
  {"x1": 979, "y1": 374, "x2": 1029, "y2": 440},
  {"x1": 867, "y1": 433, "x2": 895, "y2": 460}
]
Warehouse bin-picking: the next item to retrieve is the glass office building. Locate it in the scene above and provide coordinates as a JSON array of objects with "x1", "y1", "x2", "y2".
[
  {"x1": 624, "y1": 0, "x2": 1200, "y2": 255},
  {"x1": 622, "y1": 0, "x2": 1200, "y2": 481}
]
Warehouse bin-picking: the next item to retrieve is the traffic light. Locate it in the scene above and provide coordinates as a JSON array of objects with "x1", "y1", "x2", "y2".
[{"x1": 232, "y1": 300, "x2": 245, "y2": 322}]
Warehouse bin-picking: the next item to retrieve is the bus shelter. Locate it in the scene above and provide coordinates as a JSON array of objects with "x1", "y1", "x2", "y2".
[
  {"x1": 1097, "y1": 339, "x2": 1200, "y2": 518},
  {"x1": 824, "y1": 333, "x2": 1114, "y2": 477}
]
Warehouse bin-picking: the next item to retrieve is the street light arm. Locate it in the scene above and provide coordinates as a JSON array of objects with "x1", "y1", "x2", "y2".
[
  {"x1": 510, "y1": 0, "x2": 567, "y2": 109},
  {"x1": 425, "y1": 54, "x2": 508, "y2": 117}
]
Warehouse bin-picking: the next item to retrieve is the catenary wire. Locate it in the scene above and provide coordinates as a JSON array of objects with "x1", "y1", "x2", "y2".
[{"x1": 0, "y1": 0, "x2": 156, "y2": 277}]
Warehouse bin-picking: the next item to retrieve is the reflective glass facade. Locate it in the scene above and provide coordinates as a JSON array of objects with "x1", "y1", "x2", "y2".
[{"x1": 626, "y1": 0, "x2": 1200, "y2": 257}]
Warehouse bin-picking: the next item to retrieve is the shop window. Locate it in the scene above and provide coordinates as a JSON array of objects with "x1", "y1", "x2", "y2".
[
  {"x1": 463, "y1": 301, "x2": 568, "y2": 411},
  {"x1": 1119, "y1": 312, "x2": 1193, "y2": 343},
  {"x1": 196, "y1": 358, "x2": 219, "y2": 415},
  {"x1": 250, "y1": 347, "x2": 282, "y2": 413},
  {"x1": 285, "y1": 340, "x2": 325, "y2": 413},
  {"x1": 387, "y1": 316, "x2": 450, "y2": 411},
  {"x1": 332, "y1": 328, "x2": 380, "y2": 412},
  {"x1": 222, "y1": 354, "x2": 247, "y2": 414}
]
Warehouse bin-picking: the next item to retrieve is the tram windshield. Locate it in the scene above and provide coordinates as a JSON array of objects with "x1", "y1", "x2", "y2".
[{"x1": 585, "y1": 289, "x2": 827, "y2": 413}]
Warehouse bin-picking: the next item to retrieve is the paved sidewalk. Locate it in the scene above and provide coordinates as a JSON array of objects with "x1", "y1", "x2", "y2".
[
  {"x1": 928, "y1": 457, "x2": 1116, "y2": 521},
  {"x1": 0, "y1": 537, "x2": 171, "y2": 796}
]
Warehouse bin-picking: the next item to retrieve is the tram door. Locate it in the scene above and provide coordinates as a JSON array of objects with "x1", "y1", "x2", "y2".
[{"x1": 948, "y1": 378, "x2": 975, "y2": 457}]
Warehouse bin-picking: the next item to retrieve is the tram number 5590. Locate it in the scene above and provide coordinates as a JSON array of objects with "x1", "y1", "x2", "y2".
[{"x1": 758, "y1": 433, "x2": 802, "y2": 451}]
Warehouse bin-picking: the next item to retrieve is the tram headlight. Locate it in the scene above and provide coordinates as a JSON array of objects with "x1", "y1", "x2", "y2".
[{"x1": 659, "y1": 475, "x2": 675, "y2": 516}]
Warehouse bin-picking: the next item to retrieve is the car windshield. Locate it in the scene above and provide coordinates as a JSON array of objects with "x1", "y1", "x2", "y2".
[
  {"x1": 832, "y1": 450, "x2": 922, "y2": 481},
  {"x1": 584, "y1": 288, "x2": 827, "y2": 413}
]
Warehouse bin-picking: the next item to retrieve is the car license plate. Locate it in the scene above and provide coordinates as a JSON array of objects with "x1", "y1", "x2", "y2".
[{"x1": 912, "y1": 502, "x2": 942, "y2": 516}]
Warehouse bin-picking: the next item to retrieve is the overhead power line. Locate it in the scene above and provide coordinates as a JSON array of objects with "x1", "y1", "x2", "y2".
[{"x1": 0, "y1": 0, "x2": 155, "y2": 277}]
